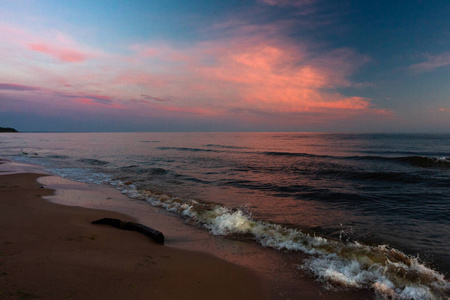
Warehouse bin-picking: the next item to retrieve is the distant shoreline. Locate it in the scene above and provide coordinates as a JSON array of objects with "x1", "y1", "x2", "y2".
[{"x1": 0, "y1": 127, "x2": 18, "y2": 132}]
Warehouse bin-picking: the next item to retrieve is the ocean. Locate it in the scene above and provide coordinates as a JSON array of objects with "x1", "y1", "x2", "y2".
[{"x1": 1, "y1": 132, "x2": 449, "y2": 299}]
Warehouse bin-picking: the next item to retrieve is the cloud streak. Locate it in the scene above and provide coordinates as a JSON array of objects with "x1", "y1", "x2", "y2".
[
  {"x1": 0, "y1": 83, "x2": 40, "y2": 91},
  {"x1": 28, "y1": 43, "x2": 91, "y2": 63},
  {"x1": 410, "y1": 52, "x2": 450, "y2": 73},
  {"x1": 0, "y1": 82, "x2": 118, "y2": 108}
]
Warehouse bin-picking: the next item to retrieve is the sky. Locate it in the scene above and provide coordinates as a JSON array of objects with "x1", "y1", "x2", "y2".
[{"x1": 0, "y1": 0, "x2": 450, "y2": 132}]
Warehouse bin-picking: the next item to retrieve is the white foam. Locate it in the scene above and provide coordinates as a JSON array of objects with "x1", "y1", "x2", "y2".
[
  {"x1": 112, "y1": 180, "x2": 449, "y2": 300},
  {"x1": 399, "y1": 286, "x2": 433, "y2": 300}
]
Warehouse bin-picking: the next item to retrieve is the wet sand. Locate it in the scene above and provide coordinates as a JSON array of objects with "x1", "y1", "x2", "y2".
[
  {"x1": 0, "y1": 167, "x2": 269, "y2": 299},
  {"x1": 0, "y1": 159, "x2": 373, "y2": 299}
]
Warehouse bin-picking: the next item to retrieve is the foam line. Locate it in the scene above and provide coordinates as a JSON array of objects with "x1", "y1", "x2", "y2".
[{"x1": 112, "y1": 180, "x2": 449, "y2": 300}]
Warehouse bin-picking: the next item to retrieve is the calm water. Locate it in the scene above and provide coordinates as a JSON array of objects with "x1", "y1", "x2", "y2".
[{"x1": 1, "y1": 132, "x2": 449, "y2": 299}]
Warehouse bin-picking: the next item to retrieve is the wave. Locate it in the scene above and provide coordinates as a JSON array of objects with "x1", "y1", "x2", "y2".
[
  {"x1": 19, "y1": 150, "x2": 38, "y2": 156},
  {"x1": 219, "y1": 179, "x2": 280, "y2": 191},
  {"x1": 18, "y1": 152, "x2": 70, "y2": 160},
  {"x1": 111, "y1": 180, "x2": 449, "y2": 300},
  {"x1": 182, "y1": 176, "x2": 212, "y2": 184},
  {"x1": 155, "y1": 146, "x2": 450, "y2": 170},
  {"x1": 77, "y1": 158, "x2": 109, "y2": 166},
  {"x1": 140, "y1": 140, "x2": 160, "y2": 143},
  {"x1": 351, "y1": 155, "x2": 450, "y2": 169},
  {"x1": 396, "y1": 156, "x2": 450, "y2": 169},
  {"x1": 204, "y1": 144, "x2": 249, "y2": 149},
  {"x1": 157, "y1": 146, "x2": 224, "y2": 153},
  {"x1": 317, "y1": 169, "x2": 423, "y2": 184},
  {"x1": 46, "y1": 154, "x2": 70, "y2": 159},
  {"x1": 120, "y1": 165, "x2": 169, "y2": 175},
  {"x1": 354, "y1": 150, "x2": 450, "y2": 157},
  {"x1": 117, "y1": 166, "x2": 213, "y2": 185},
  {"x1": 262, "y1": 150, "x2": 450, "y2": 169},
  {"x1": 262, "y1": 151, "x2": 328, "y2": 158}
]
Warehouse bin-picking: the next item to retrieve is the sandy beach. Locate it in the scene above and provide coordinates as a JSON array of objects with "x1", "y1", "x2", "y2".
[{"x1": 0, "y1": 161, "x2": 270, "y2": 299}]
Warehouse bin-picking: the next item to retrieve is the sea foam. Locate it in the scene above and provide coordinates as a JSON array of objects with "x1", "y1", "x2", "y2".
[{"x1": 112, "y1": 180, "x2": 449, "y2": 300}]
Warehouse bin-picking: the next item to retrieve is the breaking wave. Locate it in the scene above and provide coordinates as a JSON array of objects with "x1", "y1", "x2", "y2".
[{"x1": 111, "y1": 180, "x2": 449, "y2": 300}]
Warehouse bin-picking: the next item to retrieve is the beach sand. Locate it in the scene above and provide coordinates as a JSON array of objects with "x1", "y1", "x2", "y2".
[
  {"x1": 0, "y1": 168, "x2": 270, "y2": 299},
  {"x1": 0, "y1": 159, "x2": 375, "y2": 300}
]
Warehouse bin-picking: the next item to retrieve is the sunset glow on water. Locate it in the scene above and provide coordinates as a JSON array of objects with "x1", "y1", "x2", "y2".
[{"x1": 2, "y1": 132, "x2": 449, "y2": 299}]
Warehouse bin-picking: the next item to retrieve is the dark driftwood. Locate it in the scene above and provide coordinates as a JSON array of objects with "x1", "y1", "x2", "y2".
[{"x1": 92, "y1": 218, "x2": 164, "y2": 244}]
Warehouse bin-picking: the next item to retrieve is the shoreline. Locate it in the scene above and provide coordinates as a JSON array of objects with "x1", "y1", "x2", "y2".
[
  {"x1": 0, "y1": 158, "x2": 374, "y2": 299},
  {"x1": 0, "y1": 161, "x2": 270, "y2": 299}
]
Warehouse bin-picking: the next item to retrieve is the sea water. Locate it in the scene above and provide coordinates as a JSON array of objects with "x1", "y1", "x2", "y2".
[{"x1": 1, "y1": 132, "x2": 449, "y2": 299}]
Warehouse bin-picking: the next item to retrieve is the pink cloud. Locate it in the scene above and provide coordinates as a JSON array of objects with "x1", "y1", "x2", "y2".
[
  {"x1": 111, "y1": 34, "x2": 386, "y2": 122},
  {"x1": 0, "y1": 23, "x2": 95, "y2": 66},
  {"x1": 28, "y1": 43, "x2": 91, "y2": 62},
  {"x1": 140, "y1": 95, "x2": 170, "y2": 102},
  {"x1": 179, "y1": 35, "x2": 374, "y2": 114}
]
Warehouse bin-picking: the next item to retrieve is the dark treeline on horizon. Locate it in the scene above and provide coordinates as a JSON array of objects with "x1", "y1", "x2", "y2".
[{"x1": 0, "y1": 127, "x2": 18, "y2": 132}]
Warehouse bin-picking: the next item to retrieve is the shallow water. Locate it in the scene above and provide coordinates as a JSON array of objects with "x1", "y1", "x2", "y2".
[{"x1": 1, "y1": 132, "x2": 449, "y2": 299}]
